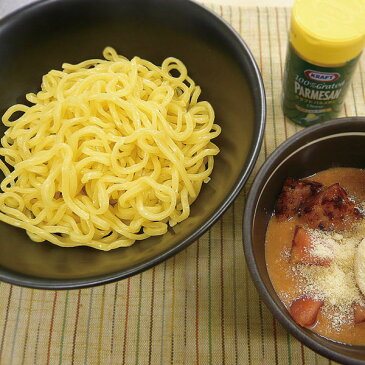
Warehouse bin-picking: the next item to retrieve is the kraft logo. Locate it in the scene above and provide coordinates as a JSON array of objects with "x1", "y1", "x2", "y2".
[{"x1": 304, "y1": 70, "x2": 340, "y2": 82}]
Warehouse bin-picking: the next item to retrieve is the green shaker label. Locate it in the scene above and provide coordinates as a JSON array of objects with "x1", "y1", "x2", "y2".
[{"x1": 282, "y1": 44, "x2": 359, "y2": 126}]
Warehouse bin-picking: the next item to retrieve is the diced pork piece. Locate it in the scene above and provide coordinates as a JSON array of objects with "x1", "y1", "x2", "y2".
[
  {"x1": 290, "y1": 296, "x2": 324, "y2": 327},
  {"x1": 354, "y1": 304, "x2": 365, "y2": 324},
  {"x1": 291, "y1": 226, "x2": 332, "y2": 266},
  {"x1": 275, "y1": 177, "x2": 322, "y2": 219},
  {"x1": 301, "y1": 183, "x2": 362, "y2": 231}
]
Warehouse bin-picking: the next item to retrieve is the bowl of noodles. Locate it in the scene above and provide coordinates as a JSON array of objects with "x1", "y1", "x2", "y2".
[{"x1": 0, "y1": 0, "x2": 265, "y2": 288}]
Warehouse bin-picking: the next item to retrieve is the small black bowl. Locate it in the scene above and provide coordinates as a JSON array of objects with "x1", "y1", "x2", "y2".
[
  {"x1": 0, "y1": 0, "x2": 265, "y2": 289},
  {"x1": 244, "y1": 117, "x2": 365, "y2": 364}
]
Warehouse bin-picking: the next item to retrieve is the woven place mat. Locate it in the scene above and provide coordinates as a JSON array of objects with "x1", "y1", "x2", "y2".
[{"x1": 1, "y1": 4, "x2": 364, "y2": 365}]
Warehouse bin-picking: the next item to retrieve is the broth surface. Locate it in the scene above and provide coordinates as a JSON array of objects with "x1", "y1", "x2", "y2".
[{"x1": 266, "y1": 167, "x2": 365, "y2": 345}]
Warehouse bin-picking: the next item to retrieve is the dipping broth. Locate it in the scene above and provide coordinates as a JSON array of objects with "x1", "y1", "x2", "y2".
[{"x1": 266, "y1": 167, "x2": 365, "y2": 345}]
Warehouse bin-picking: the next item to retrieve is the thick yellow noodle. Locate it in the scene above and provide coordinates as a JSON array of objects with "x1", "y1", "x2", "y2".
[{"x1": 0, "y1": 47, "x2": 220, "y2": 250}]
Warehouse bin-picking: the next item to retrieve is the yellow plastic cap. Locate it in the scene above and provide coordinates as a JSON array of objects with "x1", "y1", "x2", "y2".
[{"x1": 290, "y1": 0, "x2": 365, "y2": 65}]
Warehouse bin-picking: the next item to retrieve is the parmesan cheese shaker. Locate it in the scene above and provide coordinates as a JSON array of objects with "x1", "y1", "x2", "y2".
[{"x1": 282, "y1": 0, "x2": 365, "y2": 127}]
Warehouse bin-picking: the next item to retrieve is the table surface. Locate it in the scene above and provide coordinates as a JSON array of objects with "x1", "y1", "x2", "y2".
[{"x1": 0, "y1": 1, "x2": 364, "y2": 365}]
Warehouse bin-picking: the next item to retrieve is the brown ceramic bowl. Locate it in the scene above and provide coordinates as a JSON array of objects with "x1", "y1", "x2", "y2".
[
  {"x1": 244, "y1": 117, "x2": 365, "y2": 364},
  {"x1": 0, "y1": 0, "x2": 265, "y2": 289}
]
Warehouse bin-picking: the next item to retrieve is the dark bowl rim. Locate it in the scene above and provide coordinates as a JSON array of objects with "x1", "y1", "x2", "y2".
[
  {"x1": 243, "y1": 116, "x2": 365, "y2": 365},
  {"x1": 0, "y1": 0, "x2": 266, "y2": 290}
]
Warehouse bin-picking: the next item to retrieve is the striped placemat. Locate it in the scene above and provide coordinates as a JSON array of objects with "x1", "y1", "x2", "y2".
[{"x1": 1, "y1": 5, "x2": 364, "y2": 365}]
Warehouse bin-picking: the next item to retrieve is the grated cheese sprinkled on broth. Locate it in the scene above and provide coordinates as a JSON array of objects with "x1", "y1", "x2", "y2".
[
  {"x1": 293, "y1": 223, "x2": 365, "y2": 328},
  {"x1": 308, "y1": 229, "x2": 334, "y2": 261}
]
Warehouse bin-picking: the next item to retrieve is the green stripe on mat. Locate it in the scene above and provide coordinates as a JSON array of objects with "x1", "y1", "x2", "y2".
[{"x1": 58, "y1": 290, "x2": 70, "y2": 365}]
